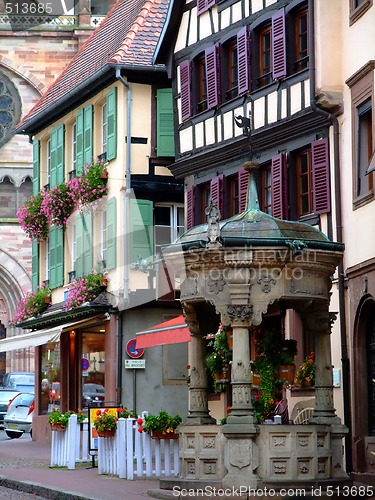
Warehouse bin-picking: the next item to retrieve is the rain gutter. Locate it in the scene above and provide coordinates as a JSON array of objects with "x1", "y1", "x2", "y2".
[{"x1": 308, "y1": 0, "x2": 352, "y2": 472}]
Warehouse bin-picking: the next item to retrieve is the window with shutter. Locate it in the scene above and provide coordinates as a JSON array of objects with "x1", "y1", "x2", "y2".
[
  {"x1": 197, "y1": 0, "x2": 216, "y2": 15},
  {"x1": 83, "y1": 105, "x2": 93, "y2": 165},
  {"x1": 49, "y1": 226, "x2": 64, "y2": 289},
  {"x1": 271, "y1": 153, "x2": 288, "y2": 219},
  {"x1": 180, "y1": 61, "x2": 192, "y2": 121},
  {"x1": 186, "y1": 186, "x2": 195, "y2": 230},
  {"x1": 210, "y1": 175, "x2": 224, "y2": 214},
  {"x1": 156, "y1": 88, "x2": 175, "y2": 157},
  {"x1": 205, "y1": 45, "x2": 220, "y2": 109},
  {"x1": 237, "y1": 27, "x2": 250, "y2": 95},
  {"x1": 32, "y1": 239, "x2": 39, "y2": 291},
  {"x1": 56, "y1": 124, "x2": 65, "y2": 185},
  {"x1": 75, "y1": 213, "x2": 93, "y2": 276},
  {"x1": 32, "y1": 141, "x2": 39, "y2": 196},
  {"x1": 129, "y1": 199, "x2": 154, "y2": 264},
  {"x1": 295, "y1": 147, "x2": 312, "y2": 218},
  {"x1": 228, "y1": 174, "x2": 239, "y2": 216},
  {"x1": 293, "y1": 7, "x2": 308, "y2": 73},
  {"x1": 49, "y1": 127, "x2": 58, "y2": 189},
  {"x1": 258, "y1": 24, "x2": 272, "y2": 88},
  {"x1": 312, "y1": 138, "x2": 331, "y2": 214},
  {"x1": 272, "y1": 9, "x2": 286, "y2": 80},
  {"x1": 106, "y1": 197, "x2": 117, "y2": 270},
  {"x1": 75, "y1": 109, "x2": 84, "y2": 174},
  {"x1": 238, "y1": 168, "x2": 249, "y2": 212},
  {"x1": 106, "y1": 88, "x2": 117, "y2": 161}
]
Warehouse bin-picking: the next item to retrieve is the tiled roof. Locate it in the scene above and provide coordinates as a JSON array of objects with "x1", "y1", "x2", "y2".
[{"x1": 17, "y1": 0, "x2": 169, "y2": 132}]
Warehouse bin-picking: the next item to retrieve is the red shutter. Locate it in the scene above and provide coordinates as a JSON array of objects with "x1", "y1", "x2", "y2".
[
  {"x1": 210, "y1": 175, "x2": 224, "y2": 215},
  {"x1": 312, "y1": 138, "x2": 331, "y2": 214},
  {"x1": 237, "y1": 26, "x2": 250, "y2": 95},
  {"x1": 271, "y1": 152, "x2": 288, "y2": 219},
  {"x1": 186, "y1": 186, "x2": 196, "y2": 230},
  {"x1": 238, "y1": 168, "x2": 249, "y2": 213},
  {"x1": 205, "y1": 45, "x2": 220, "y2": 109},
  {"x1": 180, "y1": 61, "x2": 191, "y2": 121},
  {"x1": 272, "y1": 9, "x2": 286, "y2": 80},
  {"x1": 197, "y1": 0, "x2": 207, "y2": 15}
]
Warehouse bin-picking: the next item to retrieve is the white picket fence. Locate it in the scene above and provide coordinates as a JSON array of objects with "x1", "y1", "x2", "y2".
[
  {"x1": 50, "y1": 414, "x2": 90, "y2": 469},
  {"x1": 50, "y1": 412, "x2": 180, "y2": 479},
  {"x1": 98, "y1": 416, "x2": 180, "y2": 478}
]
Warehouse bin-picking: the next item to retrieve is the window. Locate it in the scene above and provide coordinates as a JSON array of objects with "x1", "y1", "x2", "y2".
[
  {"x1": 71, "y1": 223, "x2": 76, "y2": 276},
  {"x1": 293, "y1": 8, "x2": 308, "y2": 72},
  {"x1": 0, "y1": 176, "x2": 16, "y2": 218},
  {"x1": 356, "y1": 100, "x2": 373, "y2": 198},
  {"x1": 101, "y1": 209, "x2": 107, "y2": 264},
  {"x1": 199, "y1": 182, "x2": 211, "y2": 223},
  {"x1": 71, "y1": 123, "x2": 76, "y2": 172},
  {"x1": 261, "y1": 163, "x2": 272, "y2": 214},
  {"x1": 156, "y1": 88, "x2": 174, "y2": 157},
  {"x1": 197, "y1": 0, "x2": 217, "y2": 15},
  {"x1": 196, "y1": 56, "x2": 207, "y2": 113},
  {"x1": 228, "y1": 175, "x2": 239, "y2": 217},
  {"x1": 350, "y1": 0, "x2": 373, "y2": 25},
  {"x1": 223, "y1": 40, "x2": 238, "y2": 101},
  {"x1": 154, "y1": 204, "x2": 184, "y2": 256},
  {"x1": 347, "y1": 61, "x2": 375, "y2": 206},
  {"x1": 258, "y1": 25, "x2": 272, "y2": 88},
  {"x1": 18, "y1": 177, "x2": 32, "y2": 210},
  {"x1": 46, "y1": 139, "x2": 51, "y2": 187},
  {"x1": 296, "y1": 147, "x2": 313, "y2": 217},
  {"x1": 102, "y1": 102, "x2": 107, "y2": 155}
]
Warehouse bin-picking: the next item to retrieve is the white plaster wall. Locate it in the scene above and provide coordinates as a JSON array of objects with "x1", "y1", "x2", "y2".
[{"x1": 176, "y1": 11, "x2": 190, "y2": 52}]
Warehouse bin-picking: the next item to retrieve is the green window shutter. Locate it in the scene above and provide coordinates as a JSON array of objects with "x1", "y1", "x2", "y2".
[
  {"x1": 106, "y1": 88, "x2": 117, "y2": 161},
  {"x1": 50, "y1": 128, "x2": 58, "y2": 188},
  {"x1": 56, "y1": 124, "x2": 65, "y2": 184},
  {"x1": 83, "y1": 105, "x2": 93, "y2": 166},
  {"x1": 49, "y1": 227, "x2": 64, "y2": 289},
  {"x1": 130, "y1": 199, "x2": 154, "y2": 264},
  {"x1": 83, "y1": 212, "x2": 93, "y2": 274},
  {"x1": 106, "y1": 197, "x2": 117, "y2": 270},
  {"x1": 75, "y1": 216, "x2": 84, "y2": 277},
  {"x1": 31, "y1": 240, "x2": 39, "y2": 291},
  {"x1": 32, "y1": 141, "x2": 40, "y2": 196},
  {"x1": 76, "y1": 110, "x2": 84, "y2": 174},
  {"x1": 156, "y1": 88, "x2": 175, "y2": 157}
]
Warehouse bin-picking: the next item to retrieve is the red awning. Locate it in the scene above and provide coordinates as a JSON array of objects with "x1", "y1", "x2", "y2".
[{"x1": 136, "y1": 315, "x2": 191, "y2": 348}]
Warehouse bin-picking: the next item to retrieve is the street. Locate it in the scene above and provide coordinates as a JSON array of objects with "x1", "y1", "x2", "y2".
[{"x1": 0, "y1": 428, "x2": 31, "y2": 442}]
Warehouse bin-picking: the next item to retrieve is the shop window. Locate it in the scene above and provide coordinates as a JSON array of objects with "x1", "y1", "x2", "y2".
[
  {"x1": 81, "y1": 332, "x2": 105, "y2": 408},
  {"x1": 40, "y1": 342, "x2": 61, "y2": 415}
]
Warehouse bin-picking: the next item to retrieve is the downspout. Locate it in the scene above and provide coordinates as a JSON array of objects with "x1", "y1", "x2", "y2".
[
  {"x1": 308, "y1": 0, "x2": 352, "y2": 472},
  {"x1": 115, "y1": 68, "x2": 132, "y2": 303}
]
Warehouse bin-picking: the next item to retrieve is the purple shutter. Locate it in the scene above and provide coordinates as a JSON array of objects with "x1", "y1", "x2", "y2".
[
  {"x1": 238, "y1": 168, "x2": 249, "y2": 213},
  {"x1": 180, "y1": 61, "x2": 191, "y2": 121},
  {"x1": 207, "y1": 0, "x2": 217, "y2": 7},
  {"x1": 271, "y1": 152, "x2": 288, "y2": 219},
  {"x1": 237, "y1": 26, "x2": 250, "y2": 94},
  {"x1": 205, "y1": 44, "x2": 220, "y2": 109},
  {"x1": 186, "y1": 186, "x2": 195, "y2": 230},
  {"x1": 210, "y1": 175, "x2": 224, "y2": 215},
  {"x1": 312, "y1": 138, "x2": 331, "y2": 214},
  {"x1": 272, "y1": 9, "x2": 286, "y2": 80},
  {"x1": 197, "y1": 0, "x2": 207, "y2": 15}
]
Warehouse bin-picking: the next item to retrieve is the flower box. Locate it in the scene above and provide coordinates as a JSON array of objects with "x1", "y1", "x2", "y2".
[
  {"x1": 151, "y1": 431, "x2": 179, "y2": 440},
  {"x1": 50, "y1": 423, "x2": 66, "y2": 432},
  {"x1": 97, "y1": 429, "x2": 115, "y2": 438}
]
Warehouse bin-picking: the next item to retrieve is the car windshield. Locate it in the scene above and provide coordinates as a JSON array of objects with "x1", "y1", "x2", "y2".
[
  {"x1": 7, "y1": 393, "x2": 34, "y2": 412},
  {"x1": 0, "y1": 391, "x2": 19, "y2": 403},
  {"x1": 7, "y1": 375, "x2": 34, "y2": 387},
  {"x1": 83, "y1": 384, "x2": 105, "y2": 394}
]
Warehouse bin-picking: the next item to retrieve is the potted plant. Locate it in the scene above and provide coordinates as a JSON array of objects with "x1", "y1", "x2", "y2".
[
  {"x1": 295, "y1": 351, "x2": 315, "y2": 387},
  {"x1": 278, "y1": 339, "x2": 297, "y2": 383},
  {"x1": 17, "y1": 191, "x2": 49, "y2": 242},
  {"x1": 13, "y1": 282, "x2": 52, "y2": 323},
  {"x1": 117, "y1": 407, "x2": 137, "y2": 419},
  {"x1": 94, "y1": 408, "x2": 118, "y2": 437},
  {"x1": 64, "y1": 271, "x2": 108, "y2": 310},
  {"x1": 138, "y1": 410, "x2": 182, "y2": 439},
  {"x1": 48, "y1": 408, "x2": 85, "y2": 431},
  {"x1": 205, "y1": 325, "x2": 232, "y2": 390}
]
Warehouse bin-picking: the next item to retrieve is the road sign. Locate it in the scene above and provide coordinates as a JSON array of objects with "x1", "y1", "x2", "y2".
[
  {"x1": 126, "y1": 338, "x2": 144, "y2": 359},
  {"x1": 81, "y1": 358, "x2": 90, "y2": 371},
  {"x1": 125, "y1": 359, "x2": 146, "y2": 369}
]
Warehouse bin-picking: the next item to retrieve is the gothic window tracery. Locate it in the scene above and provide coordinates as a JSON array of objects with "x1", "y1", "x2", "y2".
[{"x1": 0, "y1": 71, "x2": 21, "y2": 147}]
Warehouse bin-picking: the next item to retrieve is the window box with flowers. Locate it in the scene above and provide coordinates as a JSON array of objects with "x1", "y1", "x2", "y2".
[
  {"x1": 64, "y1": 271, "x2": 108, "y2": 310},
  {"x1": 94, "y1": 408, "x2": 118, "y2": 437},
  {"x1": 41, "y1": 182, "x2": 75, "y2": 229},
  {"x1": 295, "y1": 352, "x2": 315, "y2": 387},
  {"x1": 138, "y1": 411, "x2": 182, "y2": 439},
  {"x1": 13, "y1": 283, "x2": 52, "y2": 323},
  {"x1": 17, "y1": 191, "x2": 49, "y2": 242},
  {"x1": 69, "y1": 159, "x2": 108, "y2": 212},
  {"x1": 48, "y1": 408, "x2": 86, "y2": 431}
]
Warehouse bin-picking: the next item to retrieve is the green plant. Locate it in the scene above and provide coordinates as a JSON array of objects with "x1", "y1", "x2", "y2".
[
  {"x1": 139, "y1": 411, "x2": 182, "y2": 435},
  {"x1": 252, "y1": 355, "x2": 278, "y2": 422},
  {"x1": 65, "y1": 271, "x2": 108, "y2": 310},
  {"x1": 205, "y1": 324, "x2": 232, "y2": 378},
  {"x1": 279, "y1": 339, "x2": 297, "y2": 366},
  {"x1": 17, "y1": 191, "x2": 49, "y2": 242},
  {"x1": 13, "y1": 282, "x2": 52, "y2": 323},
  {"x1": 117, "y1": 407, "x2": 137, "y2": 419},
  {"x1": 93, "y1": 408, "x2": 118, "y2": 432},
  {"x1": 48, "y1": 408, "x2": 86, "y2": 428},
  {"x1": 295, "y1": 352, "x2": 315, "y2": 386}
]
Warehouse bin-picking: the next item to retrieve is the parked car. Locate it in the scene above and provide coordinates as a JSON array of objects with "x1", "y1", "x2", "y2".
[
  {"x1": 3, "y1": 393, "x2": 34, "y2": 439},
  {"x1": 50, "y1": 382, "x2": 60, "y2": 404},
  {"x1": 0, "y1": 389, "x2": 20, "y2": 428},
  {"x1": 82, "y1": 383, "x2": 105, "y2": 406},
  {"x1": 2, "y1": 372, "x2": 34, "y2": 393}
]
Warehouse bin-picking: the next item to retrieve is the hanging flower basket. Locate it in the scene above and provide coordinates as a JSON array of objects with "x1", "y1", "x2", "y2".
[{"x1": 97, "y1": 429, "x2": 116, "y2": 438}]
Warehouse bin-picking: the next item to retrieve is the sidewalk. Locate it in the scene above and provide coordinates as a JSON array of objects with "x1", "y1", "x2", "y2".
[{"x1": 0, "y1": 435, "x2": 163, "y2": 500}]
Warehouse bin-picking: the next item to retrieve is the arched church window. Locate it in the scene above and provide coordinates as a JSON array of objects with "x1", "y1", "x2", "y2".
[
  {"x1": 0, "y1": 176, "x2": 16, "y2": 218},
  {"x1": 19, "y1": 176, "x2": 32, "y2": 208},
  {"x1": 0, "y1": 70, "x2": 21, "y2": 148}
]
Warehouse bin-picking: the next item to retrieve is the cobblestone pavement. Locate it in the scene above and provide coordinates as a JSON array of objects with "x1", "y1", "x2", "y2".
[{"x1": 0, "y1": 485, "x2": 48, "y2": 499}]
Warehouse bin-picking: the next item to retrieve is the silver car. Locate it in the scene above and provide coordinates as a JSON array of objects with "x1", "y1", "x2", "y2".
[
  {"x1": 4, "y1": 393, "x2": 34, "y2": 439},
  {"x1": 0, "y1": 389, "x2": 20, "y2": 428}
]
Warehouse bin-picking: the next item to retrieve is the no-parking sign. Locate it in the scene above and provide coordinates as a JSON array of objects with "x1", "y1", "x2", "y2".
[{"x1": 126, "y1": 338, "x2": 144, "y2": 359}]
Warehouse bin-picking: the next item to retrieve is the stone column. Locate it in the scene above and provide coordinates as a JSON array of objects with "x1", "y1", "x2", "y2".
[
  {"x1": 183, "y1": 302, "x2": 215, "y2": 425},
  {"x1": 305, "y1": 310, "x2": 340, "y2": 424}
]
